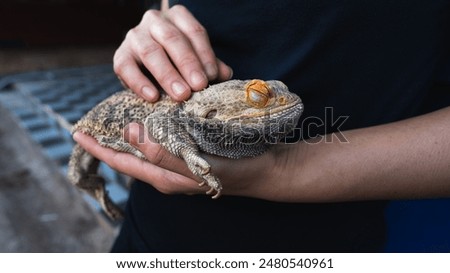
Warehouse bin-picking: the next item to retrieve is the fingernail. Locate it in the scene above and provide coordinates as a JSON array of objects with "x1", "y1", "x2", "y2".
[
  {"x1": 72, "y1": 131, "x2": 80, "y2": 141},
  {"x1": 171, "y1": 81, "x2": 188, "y2": 97},
  {"x1": 205, "y1": 64, "x2": 218, "y2": 80},
  {"x1": 227, "y1": 67, "x2": 233, "y2": 79},
  {"x1": 190, "y1": 70, "x2": 208, "y2": 88},
  {"x1": 142, "y1": 86, "x2": 157, "y2": 101}
]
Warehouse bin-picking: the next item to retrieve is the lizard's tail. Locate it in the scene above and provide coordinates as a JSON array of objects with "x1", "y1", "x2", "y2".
[{"x1": 68, "y1": 144, "x2": 124, "y2": 221}]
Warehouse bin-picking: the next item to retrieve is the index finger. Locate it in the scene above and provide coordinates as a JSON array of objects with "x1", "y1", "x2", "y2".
[{"x1": 165, "y1": 5, "x2": 220, "y2": 80}]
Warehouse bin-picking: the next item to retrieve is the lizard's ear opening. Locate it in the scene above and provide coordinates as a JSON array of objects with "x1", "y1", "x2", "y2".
[{"x1": 205, "y1": 109, "x2": 218, "y2": 119}]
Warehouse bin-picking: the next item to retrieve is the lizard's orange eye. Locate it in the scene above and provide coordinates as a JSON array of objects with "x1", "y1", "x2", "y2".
[{"x1": 245, "y1": 79, "x2": 273, "y2": 108}]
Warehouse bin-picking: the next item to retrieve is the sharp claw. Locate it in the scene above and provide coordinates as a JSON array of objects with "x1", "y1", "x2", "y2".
[
  {"x1": 198, "y1": 181, "x2": 206, "y2": 187},
  {"x1": 205, "y1": 187, "x2": 222, "y2": 199},
  {"x1": 212, "y1": 190, "x2": 222, "y2": 199},
  {"x1": 206, "y1": 187, "x2": 215, "y2": 195}
]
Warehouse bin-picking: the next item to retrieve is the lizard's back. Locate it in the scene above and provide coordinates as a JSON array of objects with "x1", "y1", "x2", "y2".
[{"x1": 72, "y1": 90, "x2": 177, "y2": 137}]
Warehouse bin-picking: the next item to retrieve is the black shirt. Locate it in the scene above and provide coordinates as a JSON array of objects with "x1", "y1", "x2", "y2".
[{"x1": 112, "y1": 0, "x2": 450, "y2": 252}]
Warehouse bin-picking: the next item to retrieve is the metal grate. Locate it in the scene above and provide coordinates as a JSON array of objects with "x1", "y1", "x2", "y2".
[{"x1": 0, "y1": 65, "x2": 129, "y2": 217}]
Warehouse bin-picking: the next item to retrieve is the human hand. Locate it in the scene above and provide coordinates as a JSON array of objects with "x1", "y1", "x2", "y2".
[
  {"x1": 72, "y1": 123, "x2": 282, "y2": 199},
  {"x1": 113, "y1": 5, "x2": 233, "y2": 102}
]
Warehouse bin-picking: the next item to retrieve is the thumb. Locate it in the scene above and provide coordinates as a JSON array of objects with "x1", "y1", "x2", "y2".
[
  {"x1": 123, "y1": 123, "x2": 194, "y2": 177},
  {"x1": 123, "y1": 122, "x2": 149, "y2": 147},
  {"x1": 123, "y1": 123, "x2": 165, "y2": 166}
]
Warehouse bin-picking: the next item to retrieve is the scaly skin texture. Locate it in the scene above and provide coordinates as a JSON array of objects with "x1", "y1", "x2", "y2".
[{"x1": 68, "y1": 79, "x2": 303, "y2": 220}]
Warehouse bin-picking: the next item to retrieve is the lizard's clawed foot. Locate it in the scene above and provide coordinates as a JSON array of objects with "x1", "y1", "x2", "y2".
[
  {"x1": 205, "y1": 186, "x2": 222, "y2": 199},
  {"x1": 211, "y1": 189, "x2": 222, "y2": 199},
  {"x1": 185, "y1": 153, "x2": 222, "y2": 199},
  {"x1": 198, "y1": 181, "x2": 222, "y2": 199}
]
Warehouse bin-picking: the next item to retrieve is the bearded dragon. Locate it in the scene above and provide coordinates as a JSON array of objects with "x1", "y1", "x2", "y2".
[{"x1": 68, "y1": 79, "x2": 303, "y2": 220}]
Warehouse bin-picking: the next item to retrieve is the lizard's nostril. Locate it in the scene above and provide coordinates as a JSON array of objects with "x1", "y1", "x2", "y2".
[{"x1": 205, "y1": 109, "x2": 217, "y2": 119}]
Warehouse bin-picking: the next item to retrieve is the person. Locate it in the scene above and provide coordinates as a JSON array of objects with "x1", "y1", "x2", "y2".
[{"x1": 74, "y1": 0, "x2": 450, "y2": 252}]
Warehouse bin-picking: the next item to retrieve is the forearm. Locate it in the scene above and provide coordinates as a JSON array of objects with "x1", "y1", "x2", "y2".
[{"x1": 236, "y1": 107, "x2": 450, "y2": 202}]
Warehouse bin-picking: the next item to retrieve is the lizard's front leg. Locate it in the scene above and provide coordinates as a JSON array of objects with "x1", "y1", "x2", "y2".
[
  {"x1": 145, "y1": 114, "x2": 222, "y2": 198},
  {"x1": 179, "y1": 149, "x2": 222, "y2": 198}
]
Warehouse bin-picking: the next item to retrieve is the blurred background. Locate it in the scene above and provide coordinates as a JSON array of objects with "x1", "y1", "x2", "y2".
[
  {"x1": 0, "y1": 0, "x2": 149, "y2": 252},
  {"x1": 0, "y1": 0, "x2": 149, "y2": 74},
  {"x1": 0, "y1": 0, "x2": 449, "y2": 253}
]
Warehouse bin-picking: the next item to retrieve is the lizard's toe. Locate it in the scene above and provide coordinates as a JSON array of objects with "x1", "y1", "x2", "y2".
[
  {"x1": 205, "y1": 187, "x2": 222, "y2": 199},
  {"x1": 206, "y1": 187, "x2": 215, "y2": 195},
  {"x1": 212, "y1": 190, "x2": 222, "y2": 199},
  {"x1": 195, "y1": 161, "x2": 210, "y2": 175}
]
